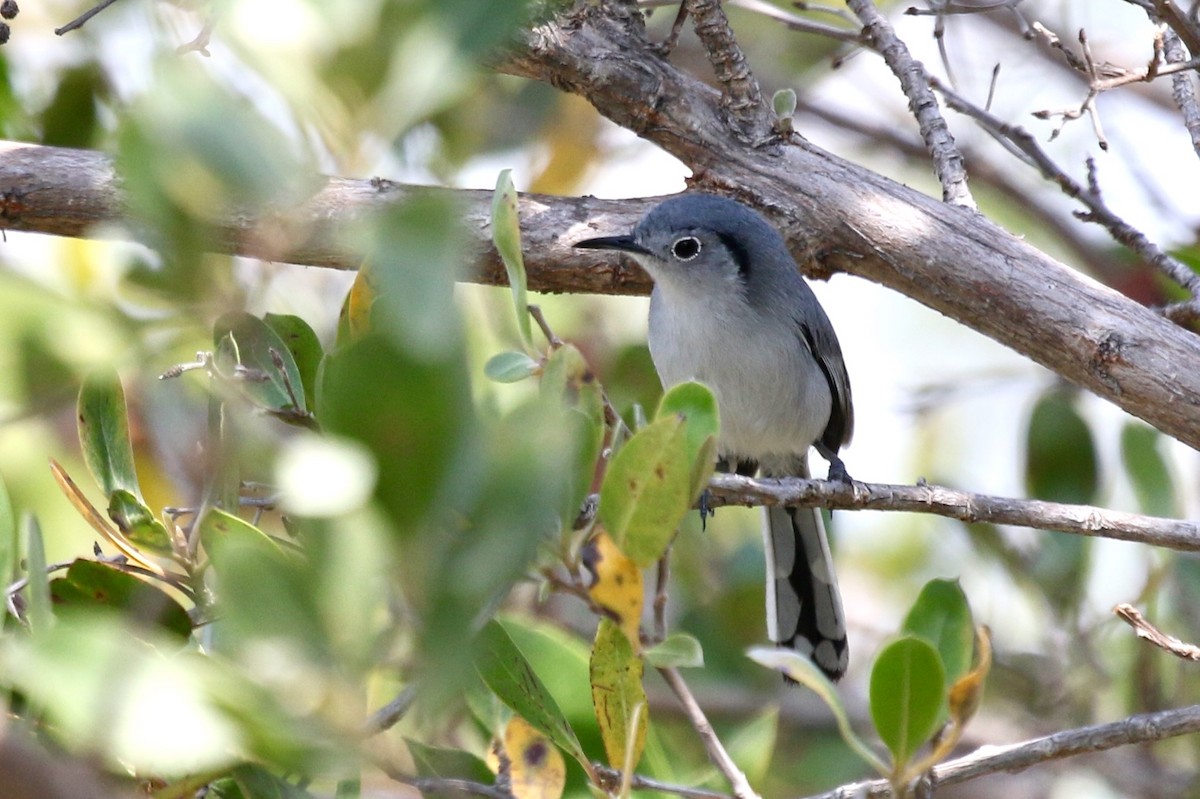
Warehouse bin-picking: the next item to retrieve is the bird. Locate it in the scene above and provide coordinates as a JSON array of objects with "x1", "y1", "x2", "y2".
[{"x1": 575, "y1": 193, "x2": 854, "y2": 681}]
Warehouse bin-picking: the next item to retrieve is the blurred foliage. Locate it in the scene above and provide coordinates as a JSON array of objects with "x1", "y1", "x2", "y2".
[{"x1": 0, "y1": 1, "x2": 1196, "y2": 798}]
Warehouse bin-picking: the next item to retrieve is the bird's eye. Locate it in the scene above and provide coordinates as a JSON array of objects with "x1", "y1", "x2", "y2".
[{"x1": 671, "y1": 236, "x2": 702, "y2": 261}]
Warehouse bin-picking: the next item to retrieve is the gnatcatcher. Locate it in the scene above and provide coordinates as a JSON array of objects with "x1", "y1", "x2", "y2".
[{"x1": 576, "y1": 193, "x2": 854, "y2": 680}]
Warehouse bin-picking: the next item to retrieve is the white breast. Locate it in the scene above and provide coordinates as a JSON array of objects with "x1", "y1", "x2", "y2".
[{"x1": 647, "y1": 286, "x2": 832, "y2": 462}]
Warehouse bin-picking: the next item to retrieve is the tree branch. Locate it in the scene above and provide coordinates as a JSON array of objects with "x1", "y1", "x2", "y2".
[
  {"x1": 707, "y1": 474, "x2": 1200, "y2": 551},
  {"x1": 1115, "y1": 603, "x2": 1200, "y2": 660},
  {"x1": 843, "y1": 0, "x2": 975, "y2": 207},
  {"x1": 801, "y1": 703, "x2": 1200, "y2": 798}
]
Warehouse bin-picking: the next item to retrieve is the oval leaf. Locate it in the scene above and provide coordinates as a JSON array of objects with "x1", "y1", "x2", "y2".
[
  {"x1": 492, "y1": 169, "x2": 532, "y2": 349},
  {"x1": 1120, "y1": 422, "x2": 1177, "y2": 517},
  {"x1": 643, "y1": 633, "x2": 704, "y2": 669},
  {"x1": 485, "y1": 351, "x2": 540, "y2": 383},
  {"x1": 214, "y1": 312, "x2": 310, "y2": 419},
  {"x1": 107, "y1": 489, "x2": 173, "y2": 554},
  {"x1": 655, "y1": 381, "x2": 719, "y2": 501},
  {"x1": 590, "y1": 618, "x2": 648, "y2": 771},
  {"x1": 582, "y1": 532, "x2": 644, "y2": 650},
  {"x1": 501, "y1": 715, "x2": 566, "y2": 799},
  {"x1": 598, "y1": 415, "x2": 691, "y2": 567},
  {"x1": 474, "y1": 620, "x2": 589, "y2": 776},
  {"x1": 78, "y1": 369, "x2": 140, "y2": 498},
  {"x1": 869, "y1": 636, "x2": 946, "y2": 767},
  {"x1": 264, "y1": 313, "x2": 324, "y2": 412},
  {"x1": 1025, "y1": 391, "x2": 1097, "y2": 505},
  {"x1": 901, "y1": 578, "x2": 974, "y2": 688}
]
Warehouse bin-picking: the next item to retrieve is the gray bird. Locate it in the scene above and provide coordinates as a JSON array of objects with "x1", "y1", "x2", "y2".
[{"x1": 575, "y1": 193, "x2": 854, "y2": 680}]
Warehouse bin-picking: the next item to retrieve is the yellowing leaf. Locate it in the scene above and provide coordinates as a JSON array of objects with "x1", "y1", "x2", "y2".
[
  {"x1": 949, "y1": 626, "x2": 991, "y2": 727},
  {"x1": 590, "y1": 618, "x2": 648, "y2": 772},
  {"x1": 49, "y1": 460, "x2": 169, "y2": 577},
  {"x1": 337, "y1": 264, "x2": 377, "y2": 344},
  {"x1": 582, "y1": 531, "x2": 643, "y2": 651},
  {"x1": 501, "y1": 716, "x2": 565, "y2": 799}
]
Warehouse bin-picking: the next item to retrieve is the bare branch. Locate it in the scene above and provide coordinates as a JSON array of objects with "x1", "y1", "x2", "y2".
[
  {"x1": 726, "y1": 0, "x2": 862, "y2": 45},
  {"x1": 657, "y1": 666, "x2": 761, "y2": 799},
  {"x1": 54, "y1": 0, "x2": 120, "y2": 36},
  {"x1": 1161, "y1": 25, "x2": 1200, "y2": 158},
  {"x1": 930, "y1": 77, "x2": 1200, "y2": 298},
  {"x1": 1115, "y1": 603, "x2": 1200, "y2": 660},
  {"x1": 801, "y1": 703, "x2": 1200, "y2": 799},
  {"x1": 707, "y1": 474, "x2": 1200, "y2": 552},
  {"x1": 592, "y1": 764, "x2": 733, "y2": 799},
  {"x1": 845, "y1": 0, "x2": 975, "y2": 207}
]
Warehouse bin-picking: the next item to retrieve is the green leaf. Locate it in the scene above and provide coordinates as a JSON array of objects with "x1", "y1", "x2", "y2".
[
  {"x1": 264, "y1": 313, "x2": 325, "y2": 413},
  {"x1": 0, "y1": 474, "x2": 15, "y2": 603},
  {"x1": 214, "y1": 312, "x2": 311, "y2": 420},
  {"x1": 747, "y1": 646, "x2": 887, "y2": 775},
  {"x1": 725, "y1": 707, "x2": 777, "y2": 788},
  {"x1": 198, "y1": 507, "x2": 288, "y2": 555},
  {"x1": 655, "y1": 381, "x2": 719, "y2": 501},
  {"x1": 1025, "y1": 391, "x2": 1097, "y2": 505},
  {"x1": 643, "y1": 633, "x2": 704, "y2": 669},
  {"x1": 499, "y1": 616, "x2": 595, "y2": 729},
  {"x1": 317, "y1": 335, "x2": 471, "y2": 533},
  {"x1": 49, "y1": 559, "x2": 192, "y2": 639},
  {"x1": 407, "y1": 740, "x2": 493, "y2": 799},
  {"x1": 869, "y1": 636, "x2": 946, "y2": 768},
  {"x1": 78, "y1": 369, "x2": 141, "y2": 498},
  {"x1": 474, "y1": 619, "x2": 588, "y2": 773},
  {"x1": 1120, "y1": 422, "x2": 1177, "y2": 517},
  {"x1": 590, "y1": 618, "x2": 648, "y2": 771},
  {"x1": 492, "y1": 169, "x2": 533, "y2": 349},
  {"x1": 485, "y1": 350, "x2": 540, "y2": 383},
  {"x1": 22, "y1": 513, "x2": 52, "y2": 634},
  {"x1": 107, "y1": 489, "x2": 173, "y2": 554},
  {"x1": 901, "y1": 578, "x2": 974, "y2": 688},
  {"x1": 598, "y1": 415, "x2": 691, "y2": 567}
]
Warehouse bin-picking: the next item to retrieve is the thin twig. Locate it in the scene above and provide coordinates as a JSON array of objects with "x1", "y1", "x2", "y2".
[
  {"x1": 844, "y1": 0, "x2": 975, "y2": 208},
  {"x1": 727, "y1": 0, "x2": 862, "y2": 45},
  {"x1": 362, "y1": 685, "x2": 418, "y2": 735},
  {"x1": 706, "y1": 473, "x2": 1200, "y2": 552},
  {"x1": 1160, "y1": 24, "x2": 1200, "y2": 158},
  {"x1": 801, "y1": 703, "x2": 1200, "y2": 798},
  {"x1": 1115, "y1": 603, "x2": 1200, "y2": 661},
  {"x1": 54, "y1": 0, "x2": 121, "y2": 35},
  {"x1": 658, "y1": 665, "x2": 761, "y2": 799},
  {"x1": 931, "y1": 76, "x2": 1200, "y2": 298},
  {"x1": 593, "y1": 764, "x2": 733, "y2": 799}
]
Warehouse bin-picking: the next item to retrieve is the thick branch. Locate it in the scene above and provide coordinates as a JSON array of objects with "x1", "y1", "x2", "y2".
[
  {"x1": 501, "y1": 10, "x2": 1200, "y2": 450},
  {"x1": 707, "y1": 474, "x2": 1200, "y2": 552}
]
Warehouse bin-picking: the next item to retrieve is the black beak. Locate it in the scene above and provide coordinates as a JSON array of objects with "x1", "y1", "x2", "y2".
[{"x1": 574, "y1": 234, "x2": 651, "y2": 256}]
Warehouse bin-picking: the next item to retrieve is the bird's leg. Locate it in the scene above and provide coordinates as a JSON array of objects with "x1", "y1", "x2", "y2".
[
  {"x1": 699, "y1": 458, "x2": 758, "y2": 530},
  {"x1": 816, "y1": 445, "x2": 853, "y2": 484}
]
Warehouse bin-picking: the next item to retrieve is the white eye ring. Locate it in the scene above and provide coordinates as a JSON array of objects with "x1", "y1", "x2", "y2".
[{"x1": 671, "y1": 236, "x2": 702, "y2": 261}]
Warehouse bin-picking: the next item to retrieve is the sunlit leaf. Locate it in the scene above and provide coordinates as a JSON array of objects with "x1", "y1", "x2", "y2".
[
  {"x1": 474, "y1": 620, "x2": 588, "y2": 774},
  {"x1": 582, "y1": 532, "x2": 643, "y2": 651},
  {"x1": 589, "y1": 618, "x2": 647, "y2": 771},
  {"x1": 49, "y1": 460, "x2": 168, "y2": 577},
  {"x1": 598, "y1": 415, "x2": 690, "y2": 567},
  {"x1": 492, "y1": 169, "x2": 533, "y2": 349},
  {"x1": 655, "y1": 381, "x2": 719, "y2": 501},
  {"x1": 869, "y1": 636, "x2": 945, "y2": 768},
  {"x1": 107, "y1": 488, "x2": 173, "y2": 554},
  {"x1": 78, "y1": 369, "x2": 140, "y2": 498},
  {"x1": 337, "y1": 266, "x2": 377, "y2": 345}
]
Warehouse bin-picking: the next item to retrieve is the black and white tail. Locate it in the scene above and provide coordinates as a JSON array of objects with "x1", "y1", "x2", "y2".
[{"x1": 762, "y1": 462, "x2": 848, "y2": 681}]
